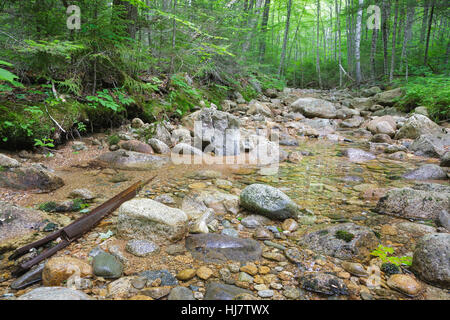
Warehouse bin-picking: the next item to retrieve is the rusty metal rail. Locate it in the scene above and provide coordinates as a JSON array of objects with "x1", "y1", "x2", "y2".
[{"x1": 9, "y1": 176, "x2": 156, "y2": 276}]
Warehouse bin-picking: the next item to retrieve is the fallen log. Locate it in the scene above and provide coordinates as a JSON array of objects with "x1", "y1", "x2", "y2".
[{"x1": 9, "y1": 176, "x2": 156, "y2": 276}]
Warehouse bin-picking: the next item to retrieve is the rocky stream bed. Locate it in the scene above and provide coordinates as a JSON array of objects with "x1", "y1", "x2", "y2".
[{"x1": 0, "y1": 87, "x2": 449, "y2": 300}]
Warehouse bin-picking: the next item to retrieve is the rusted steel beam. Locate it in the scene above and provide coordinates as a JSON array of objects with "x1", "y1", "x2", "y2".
[{"x1": 10, "y1": 176, "x2": 156, "y2": 276}]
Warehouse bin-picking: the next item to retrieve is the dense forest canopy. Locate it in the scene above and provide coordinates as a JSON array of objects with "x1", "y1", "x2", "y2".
[{"x1": 0, "y1": 0, "x2": 448, "y2": 148}]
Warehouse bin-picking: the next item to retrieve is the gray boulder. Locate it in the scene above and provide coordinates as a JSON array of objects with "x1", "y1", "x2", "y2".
[
  {"x1": 240, "y1": 184, "x2": 299, "y2": 220},
  {"x1": 92, "y1": 150, "x2": 169, "y2": 170},
  {"x1": 410, "y1": 134, "x2": 450, "y2": 158},
  {"x1": 192, "y1": 108, "x2": 241, "y2": 156},
  {"x1": 117, "y1": 198, "x2": 188, "y2": 242},
  {"x1": 291, "y1": 98, "x2": 337, "y2": 119},
  {"x1": 0, "y1": 163, "x2": 64, "y2": 192},
  {"x1": 395, "y1": 114, "x2": 442, "y2": 140},
  {"x1": 412, "y1": 233, "x2": 450, "y2": 289},
  {"x1": 374, "y1": 88, "x2": 404, "y2": 106}
]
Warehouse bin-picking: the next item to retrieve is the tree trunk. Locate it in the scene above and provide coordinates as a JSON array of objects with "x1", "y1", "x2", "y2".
[
  {"x1": 381, "y1": 0, "x2": 390, "y2": 76},
  {"x1": 389, "y1": 0, "x2": 399, "y2": 82},
  {"x1": 242, "y1": 0, "x2": 264, "y2": 53},
  {"x1": 424, "y1": 0, "x2": 435, "y2": 65},
  {"x1": 278, "y1": 0, "x2": 292, "y2": 76},
  {"x1": 336, "y1": 0, "x2": 343, "y2": 87},
  {"x1": 400, "y1": 1, "x2": 415, "y2": 71},
  {"x1": 420, "y1": 0, "x2": 429, "y2": 42},
  {"x1": 355, "y1": 0, "x2": 363, "y2": 85},
  {"x1": 258, "y1": 0, "x2": 271, "y2": 62},
  {"x1": 316, "y1": 0, "x2": 322, "y2": 88}
]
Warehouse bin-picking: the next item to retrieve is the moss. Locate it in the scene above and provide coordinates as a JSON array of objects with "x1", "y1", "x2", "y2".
[
  {"x1": 381, "y1": 262, "x2": 401, "y2": 276},
  {"x1": 70, "y1": 198, "x2": 84, "y2": 211},
  {"x1": 38, "y1": 201, "x2": 58, "y2": 212},
  {"x1": 335, "y1": 230, "x2": 355, "y2": 242},
  {"x1": 108, "y1": 134, "x2": 120, "y2": 146}
]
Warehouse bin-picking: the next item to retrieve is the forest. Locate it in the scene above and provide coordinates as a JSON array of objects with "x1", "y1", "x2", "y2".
[{"x1": 0, "y1": 0, "x2": 448, "y2": 148}]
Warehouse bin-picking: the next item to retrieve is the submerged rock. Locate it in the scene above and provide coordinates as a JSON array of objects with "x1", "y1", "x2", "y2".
[
  {"x1": 92, "y1": 252, "x2": 123, "y2": 279},
  {"x1": 240, "y1": 184, "x2": 299, "y2": 220},
  {"x1": 138, "y1": 270, "x2": 178, "y2": 286},
  {"x1": 299, "y1": 223, "x2": 379, "y2": 262},
  {"x1": 402, "y1": 164, "x2": 447, "y2": 180},
  {"x1": 204, "y1": 282, "x2": 252, "y2": 300},
  {"x1": 376, "y1": 183, "x2": 450, "y2": 221},
  {"x1": 185, "y1": 233, "x2": 262, "y2": 263},
  {"x1": 0, "y1": 201, "x2": 42, "y2": 242},
  {"x1": 300, "y1": 272, "x2": 348, "y2": 296},
  {"x1": 17, "y1": 287, "x2": 92, "y2": 300},
  {"x1": 168, "y1": 286, "x2": 195, "y2": 300},
  {"x1": 341, "y1": 148, "x2": 376, "y2": 162}
]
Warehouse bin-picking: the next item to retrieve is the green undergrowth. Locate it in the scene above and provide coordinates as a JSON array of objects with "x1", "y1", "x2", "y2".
[{"x1": 393, "y1": 75, "x2": 450, "y2": 122}]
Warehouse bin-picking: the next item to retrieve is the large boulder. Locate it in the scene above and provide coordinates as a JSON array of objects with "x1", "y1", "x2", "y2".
[
  {"x1": 291, "y1": 98, "x2": 337, "y2": 119},
  {"x1": 0, "y1": 163, "x2": 64, "y2": 192},
  {"x1": 299, "y1": 223, "x2": 380, "y2": 262},
  {"x1": 17, "y1": 287, "x2": 92, "y2": 300},
  {"x1": 367, "y1": 116, "x2": 397, "y2": 137},
  {"x1": 0, "y1": 153, "x2": 20, "y2": 168},
  {"x1": 185, "y1": 233, "x2": 262, "y2": 263},
  {"x1": 117, "y1": 199, "x2": 188, "y2": 242},
  {"x1": 411, "y1": 233, "x2": 450, "y2": 289},
  {"x1": 361, "y1": 86, "x2": 382, "y2": 97},
  {"x1": 187, "y1": 108, "x2": 241, "y2": 156},
  {"x1": 402, "y1": 164, "x2": 447, "y2": 180},
  {"x1": 240, "y1": 184, "x2": 299, "y2": 220},
  {"x1": 395, "y1": 114, "x2": 442, "y2": 140},
  {"x1": 374, "y1": 88, "x2": 404, "y2": 106},
  {"x1": 247, "y1": 100, "x2": 272, "y2": 117},
  {"x1": 0, "y1": 201, "x2": 42, "y2": 242},
  {"x1": 376, "y1": 183, "x2": 450, "y2": 221},
  {"x1": 410, "y1": 134, "x2": 450, "y2": 158},
  {"x1": 92, "y1": 150, "x2": 169, "y2": 170},
  {"x1": 349, "y1": 97, "x2": 375, "y2": 110}
]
